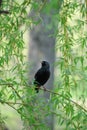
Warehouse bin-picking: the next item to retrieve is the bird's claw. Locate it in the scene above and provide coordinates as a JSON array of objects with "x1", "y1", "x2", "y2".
[{"x1": 43, "y1": 86, "x2": 46, "y2": 91}]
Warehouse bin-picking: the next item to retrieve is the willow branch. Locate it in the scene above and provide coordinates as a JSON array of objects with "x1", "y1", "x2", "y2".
[
  {"x1": 40, "y1": 87, "x2": 87, "y2": 113},
  {"x1": 0, "y1": 83, "x2": 87, "y2": 113},
  {"x1": 38, "y1": 0, "x2": 47, "y2": 12},
  {"x1": 0, "y1": 99, "x2": 27, "y2": 106},
  {"x1": 0, "y1": 83, "x2": 27, "y2": 106}
]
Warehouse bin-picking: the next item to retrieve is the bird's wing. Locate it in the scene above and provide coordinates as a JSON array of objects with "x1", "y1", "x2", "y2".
[
  {"x1": 34, "y1": 68, "x2": 43, "y2": 79},
  {"x1": 34, "y1": 69, "x2": 43, "y2": 92}
]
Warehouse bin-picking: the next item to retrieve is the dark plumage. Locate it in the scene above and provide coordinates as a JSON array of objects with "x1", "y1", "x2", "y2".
[{"x1": 34, "y1": 61, "x2": 50, "y2": 93}]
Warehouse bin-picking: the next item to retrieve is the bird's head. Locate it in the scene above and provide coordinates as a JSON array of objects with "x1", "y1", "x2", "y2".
[{"x1": 41, "y1": 61, "x2": 50, "y2": 69}]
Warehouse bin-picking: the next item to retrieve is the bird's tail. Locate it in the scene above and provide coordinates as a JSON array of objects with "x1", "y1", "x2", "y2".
[
  {"x1": 35, "y1": 86, "x2": 39, "y2": 93},
  {"x1": 34, "y1": 81, "x2": 40, "y2": 93}
]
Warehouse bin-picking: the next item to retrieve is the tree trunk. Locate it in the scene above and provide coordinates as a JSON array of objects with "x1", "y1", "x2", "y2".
[
  {"x1": 29, "y1": 24, "x2": 55, "y2": 130},
  {"x1": 28, "y1": 1, "x2": 63, "y2": 129}
]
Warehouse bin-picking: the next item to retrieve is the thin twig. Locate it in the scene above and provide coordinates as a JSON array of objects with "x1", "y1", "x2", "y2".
[
  {"x1": 0, "y1": 83, "x2": 27, "y2": 105},
  {"x1": 0, "y1": 83, "x2": 87, "y2": 113},
  {"x1": 4, "y1": 101, "x2": 17, "y2": 111},
  {"x1": 38, "y1": 0, "x2": 47, "y2": 12},
  {"x1": 0, "y1": 10, "x2": 10, "y2": 14},
  {"x1": 40, "y1": 87, "x2": 87, "y2": 113},
  {"x1": 0, "y1": 99, "x2": 27, "y2": 106},
  {"x1": 8, "y1": 85, "x2": 22, "y2": 100}
]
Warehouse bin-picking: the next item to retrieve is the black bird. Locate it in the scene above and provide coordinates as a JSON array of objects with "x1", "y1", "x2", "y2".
[{"x1": 34, "y1": 61, "x2": 50, "y2": 93}]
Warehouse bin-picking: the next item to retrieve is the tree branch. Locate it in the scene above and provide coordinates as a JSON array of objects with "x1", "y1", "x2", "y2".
[
  {"x1": 40, "y1": 87, "x2": 87, "y2": 113},
  {"x1": 0, "y1": 10, "x2": 10, "y2": 14},
  {"x1": 0, "y1": 99, "x2": 27, "y2": 106},
  {"x1": 0, "y1": 83, "x2": 26, "y2": 105},
  {"x1": 0, "y1": 83, "x2": 87, "y2": 113}
]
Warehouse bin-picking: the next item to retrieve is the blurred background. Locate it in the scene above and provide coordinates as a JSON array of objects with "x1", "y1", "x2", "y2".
[{"x1": 0, "y1": 0, "x2": 87, "y2": 130}]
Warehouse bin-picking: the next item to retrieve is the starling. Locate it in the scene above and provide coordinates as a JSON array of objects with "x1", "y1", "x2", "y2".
[{"x1": 34, "y1": 61, "x2": 50, "y2": 93}]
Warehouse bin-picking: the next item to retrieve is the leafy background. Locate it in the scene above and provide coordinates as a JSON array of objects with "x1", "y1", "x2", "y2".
[{"x1": 0, "y1": 0, "x2": 87, "y2": 130}]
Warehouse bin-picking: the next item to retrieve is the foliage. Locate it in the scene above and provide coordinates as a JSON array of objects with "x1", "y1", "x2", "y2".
[
  {"x1": 0, "y1": 0, "x2": 87, "y2": 130},
  {"x1": 55, "y1": 0, "x2": 87, "y2": 130}
]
